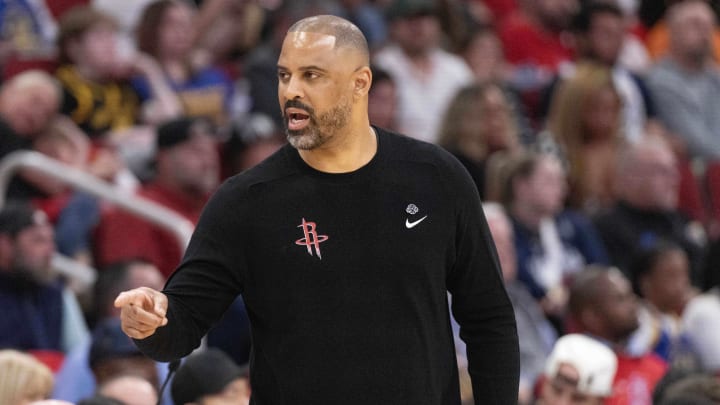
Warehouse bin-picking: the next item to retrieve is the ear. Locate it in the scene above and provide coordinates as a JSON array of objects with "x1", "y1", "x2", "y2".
[{"x1": 352, "y1": 66, "x2": 372, "y2": 99}]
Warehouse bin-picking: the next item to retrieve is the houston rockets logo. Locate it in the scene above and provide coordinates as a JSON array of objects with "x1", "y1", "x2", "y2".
[{"x1": 295, "y1": 218, "x2": 329, "y2": 259}]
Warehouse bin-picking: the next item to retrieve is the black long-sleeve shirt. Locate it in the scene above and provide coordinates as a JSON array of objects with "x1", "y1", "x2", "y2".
[{"x1": 136, "y1": 129, "x2": 519, "y2": 404}]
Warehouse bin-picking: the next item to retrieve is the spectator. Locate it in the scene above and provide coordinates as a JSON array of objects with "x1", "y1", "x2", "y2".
[
  {"x1": 483, "y1": 202, "x2": 556, "y2": 405},
  {"x1": 171, "y1": 348, "x2": 251, "y2": 405},
  {"x1": 460, "y1": 25, "x2": 511, "y2": 84},
  {"x1": 498, "y1": 0, "x2": 578, "y2": 122},
  {"x1": 53, "y1": 259, "x2": 168, "y2": 405},
  {"x1": 56, "y1": 5, "x2": 181, "y2": 138},
  {"x1": 0, "y1": 70, "x2": 66, "y2": 200},
  {"x1": 501, "y1": 152, "x2": 608, "y2": 320},
  {"x1": 89, "y1": 318, "x2": 159, "y2": 392},
  {"x1": 593, "y1": 137, "x2": 707, "y2": 284},
  {"x1": 223, "y1": 113, "x2": 286, "y2": 177},
  {"x1": 0, "y1": 0, "x2": 57, "y2": 76},
  {"x1": 683, "y1": 276, "x2": 720, "y2": 374},
  {"x1": 98, "y1": 375, "x2": 158, "y2": 405},
  {"x1": 367, "y1": 66, "x2": 398, "y2": 132},
  {"x1": 93, "y1": 117, "x2": 220, "y2": 277},
  {"x1": 564, "y1": 2, "x2": 655, "y2": 142},
  {"x1": 646, "y1": 0, "x2": 720, "y2": 160},
  {"x1": 374, "y1": 0, "x2": 474, "y2": 143},
  {"x1": 0, "y1": 349, "x2": 54, "y2": 405},
  {"x1": 536, "y1": 333, "x2": 617, "y2": 405},
  {"x1": 438, "y1": 82, "x2": 523, "y2": 198},
  {"x1": 568, "y1": 266, "x2": 668, "y2": 405},
  {"x1": 0, "y1": 69, "x2": 60, "y2": 145},
  {"x1": 135, "y1": 0, "x2": 234, "y2": 126},
  {"x1": 0, "y1": 202, "x2": 88, "y2": 353},
  {"x1": 545, "y1": 62, "x2": 623, "y2": 213},
  {"x1": 630, "y1": 241, "x2": 700, "y2": 368}
]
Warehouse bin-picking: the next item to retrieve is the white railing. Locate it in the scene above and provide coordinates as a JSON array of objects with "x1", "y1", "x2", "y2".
[{"x1": 0, "y1": 151, "x2": 195, "y2": 288}]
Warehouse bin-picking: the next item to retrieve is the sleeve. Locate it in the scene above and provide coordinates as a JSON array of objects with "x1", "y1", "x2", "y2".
[
  {"x1": 134, "y1": 181, "x2": 246, "y2": 362},
  {"x1": 445, "y1": 161, "x2": 520, "y2": 404}
]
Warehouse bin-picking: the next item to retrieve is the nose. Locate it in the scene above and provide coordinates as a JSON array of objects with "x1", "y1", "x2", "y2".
[{"x1": 282, "y1": 75, "x2": 304, "y2": 101}]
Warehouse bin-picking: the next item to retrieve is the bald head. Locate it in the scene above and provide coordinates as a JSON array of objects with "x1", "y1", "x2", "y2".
[{"x1": 288, "y1": 15, "x2": 370, "y2": 65}]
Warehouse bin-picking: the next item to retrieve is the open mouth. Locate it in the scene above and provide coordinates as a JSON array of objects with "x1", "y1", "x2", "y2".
[{"x1": 286, "y1": 108, "x2": 311, "y2": 131}]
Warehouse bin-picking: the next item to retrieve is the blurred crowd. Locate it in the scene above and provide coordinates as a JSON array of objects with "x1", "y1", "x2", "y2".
[{"x1": 1, "y1": 0, "x2": 720, "y2": 404}]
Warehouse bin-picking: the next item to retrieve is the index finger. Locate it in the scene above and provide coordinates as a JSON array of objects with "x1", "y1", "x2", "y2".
[{"x1": 114, "y1": 289, "x2": 152, "y2": 309}]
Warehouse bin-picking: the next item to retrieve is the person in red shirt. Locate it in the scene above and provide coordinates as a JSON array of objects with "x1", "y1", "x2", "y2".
[{"x1": 92, "y1": 117, "x2": 220, "y2": 277}]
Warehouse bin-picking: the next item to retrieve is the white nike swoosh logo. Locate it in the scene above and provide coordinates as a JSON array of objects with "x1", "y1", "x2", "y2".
[{"x1": 405, "y1": 215, "x2": 428, "y2": 229}]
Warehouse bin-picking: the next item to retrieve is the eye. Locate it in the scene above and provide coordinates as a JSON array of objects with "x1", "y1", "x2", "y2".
[
  {"x1": 278, "y1": 71, "x2": 290, "y2": 82},
  {"x1": 304, "y1": 71, "x2": 320, "y2": 80}
]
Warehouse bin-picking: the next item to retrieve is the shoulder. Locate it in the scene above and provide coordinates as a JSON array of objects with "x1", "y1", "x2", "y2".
[
  {"x1": 218, "y1": 144, "x2": 297, "y2": 195},
  {"x1": 378, "y1": 128, "x2": 467, "y2": 175}
]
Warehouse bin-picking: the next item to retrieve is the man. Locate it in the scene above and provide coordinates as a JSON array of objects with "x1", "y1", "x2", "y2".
[
  {"x1": 646, "y1": 0, "x2": 720, "y2": 160},
  {"x1": 537, "y1": 333, "x2": 618, "y2": 405},
  {"x1": 374, "y1": 0, "x2": 473, "y2": 143},
  {"x1": 115, "y1": 14, "x2": 519, "y2": 404},
  {"x1": 53, "y1": 259, "x2": 170, "y2": 404},
  {"x1": 93, "y1": 117, "x2": 220, "y2": 277},
  {"x1": 171, "y1": 348, "x2": 250, "y2": 405},
  {"x1": 502, "y1": 152, "x2": 608, "y2": 316},
  {"x1": 593, "y1": 137, "x2": 706, "y2": 285},
  {"x1": 0, "y1": 202, "x2": 87, "y2": 352},
  {"x1": 568, "y1": 267, "x2": 667, "y2": 405}
]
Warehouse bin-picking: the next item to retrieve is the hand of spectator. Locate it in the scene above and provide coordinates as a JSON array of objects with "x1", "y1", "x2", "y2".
[{"x1": 114, "y1": 287, "x2": 168, "y2": 339}]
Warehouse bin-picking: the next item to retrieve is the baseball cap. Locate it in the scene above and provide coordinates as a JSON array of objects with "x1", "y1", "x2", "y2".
[
  {"x1": 0, "y1": 203, "x2": 49, "y2": 237},
  {"x1": 544, "y1": 334, "x2": 618, "y2": 397},
  {"x1": 89, "y1": 318, "x2": 144, "y2": 369},
  {"x1": 171, "y1": 348, "x2": 246, "y2": 405},
  {"x1": 156, "y1": 117, "x2": 212, "y2": 150}
]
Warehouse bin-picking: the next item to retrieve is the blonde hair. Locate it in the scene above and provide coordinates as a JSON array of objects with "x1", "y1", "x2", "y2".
[{"x1": 0, "y1": 350, "x2": 54, "y2": 405}]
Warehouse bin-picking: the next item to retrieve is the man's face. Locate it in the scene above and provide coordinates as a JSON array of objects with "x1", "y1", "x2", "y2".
[
  {"x1": 539, "y1": 364, "x2": 604, "y2": 405},
  {"x1": 277, "y1": 31, "x2": 356, "y2": 150},
  {"x1": 625, "y1": 145, "x2": 679, "y2": 210},
  {"x1": 671, "y1": 3, "x2": 715, "y2": 63},
  {"x1": 596, "y1": 272, "x2": 639, "y2": 341},
  {"x1": 12, "y1": 223, "x2": 55, "y2": 285},
  {"x1": 166, "y1": 129, "x2": 220, "y2": 195},
  {"x1": 3, "y1": 82, "x2": 59, "y2": 137},
  {"x1": 391, "y1": 14, "x2": 440, "y2": 57},
  {"x1": 199, "y1": 378, "x2": 251, "y2": 405},
  {"x1": 587, "y1": 13, "x2": 625, "y2": 65}
]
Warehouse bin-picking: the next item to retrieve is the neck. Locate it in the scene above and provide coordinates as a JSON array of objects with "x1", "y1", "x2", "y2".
[{"x1": 298, "y1": 122, "x2": 377, "y2": 173}]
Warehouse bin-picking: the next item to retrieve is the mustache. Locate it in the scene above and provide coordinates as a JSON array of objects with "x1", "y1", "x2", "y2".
[{"x1": 283, "y1": 100, "x2": 315, "y2": 116}]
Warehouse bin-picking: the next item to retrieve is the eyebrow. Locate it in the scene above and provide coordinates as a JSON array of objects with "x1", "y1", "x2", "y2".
[{"x1": 277, "y1": 65, "x2": 330, "y2": 73}]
